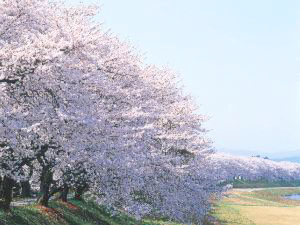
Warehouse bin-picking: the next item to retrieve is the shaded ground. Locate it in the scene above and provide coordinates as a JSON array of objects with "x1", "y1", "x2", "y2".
[
  {"x1": 0, "y1": 199, "x2": 147, "y2": 225},
  {"x1": 1, "y1": 198, "x2": 215, "y2": 225}
]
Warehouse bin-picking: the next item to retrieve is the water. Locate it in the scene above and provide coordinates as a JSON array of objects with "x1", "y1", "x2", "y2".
[{"x1": 284, "y1": 194, "x2": 300, "y2": 200}]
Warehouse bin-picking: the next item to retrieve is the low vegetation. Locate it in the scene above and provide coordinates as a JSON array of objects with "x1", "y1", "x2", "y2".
[
  {"x1": 4, "y1": 188, "x2": 300, "y2": 225},
  {"x1": 0, "y1": 196, "x2": 223, "y2": 225},
  {"x1": 0, "y1": 199, "x2": 182, "y2": 225},
  {"x1": 232, "y1": 179, "x2": 300, "y2": 188},
  {"x1": 211, "y1": 188, "x2": 300, "y2": 225}
]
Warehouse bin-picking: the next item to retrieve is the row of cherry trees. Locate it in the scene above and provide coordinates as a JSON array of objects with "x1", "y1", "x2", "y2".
[
  {"x1": 0, "y1": 1, "x2": 299, "y2": 224},
  {"x1": 0, "y1": 0, "x2": 221, "y2": 223},
  {"x1": 209, "y1": 153, "x2": 300, "y2": 182}
]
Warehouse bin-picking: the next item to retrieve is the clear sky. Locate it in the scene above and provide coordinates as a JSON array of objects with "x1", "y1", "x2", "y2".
[{"x1": 67, "y1": 0, "x2": 300, "y2": 156}]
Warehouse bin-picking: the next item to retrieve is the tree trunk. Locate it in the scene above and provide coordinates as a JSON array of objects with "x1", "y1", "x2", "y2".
[
  {"x1": 74, "y1": 186, "x2": 85, "y2": 201},
  {"x1": 13, "y1": 181, "x2": 21, "y2": 197},
  {"x1": 0, "y1": 176, "x2": 14, "y2": 211},
  {"x1": 21, "y1": 180, "x2": 31, "y2": 197},
  {"x1": 58, "y1": 183, "x2": 69, "y2": 202},
  {"x1": 37, "y1": 168, "x2": 53, "y2": 207}
]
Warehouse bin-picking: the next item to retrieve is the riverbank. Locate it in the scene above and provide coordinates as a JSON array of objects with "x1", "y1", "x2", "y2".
[{"x1": 211, "y1": 188, "x2": 300, "y2": 225}]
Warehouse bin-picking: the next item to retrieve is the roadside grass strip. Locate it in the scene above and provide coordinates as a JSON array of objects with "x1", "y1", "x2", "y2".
[{"x1": 210, "y1": 203, "x2": 256, "y2": 225}]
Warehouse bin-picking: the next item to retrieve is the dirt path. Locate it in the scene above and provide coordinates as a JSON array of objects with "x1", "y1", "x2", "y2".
[
  {"x1": 11, "y1": 198, "x2": 37, "y2": 207},
  {"x1": 11, "y1": 194, "x2": 74, "y2": 207}
]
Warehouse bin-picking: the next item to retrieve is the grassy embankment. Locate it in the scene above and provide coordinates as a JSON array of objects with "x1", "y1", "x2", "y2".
[
  {"x1": 6, "y1": 186, "x2": 300, "y2": 225},
  {"x1": 0, "y1": 198, "x2": 217, "y2": 225},
  {"x1": 231, "y1": 179, "x2": 300, "y2": 188},
  {"x1": 0, "y1": 199, "x2": 185, "y2": 225},
  {"x1": 211, "y1": 188, "x2": 300, "y2": 225}
]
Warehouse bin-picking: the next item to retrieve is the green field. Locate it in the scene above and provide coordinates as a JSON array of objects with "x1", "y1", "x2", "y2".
[
  {"x1": 211, "y1": 188, "x2": 300, "y2": 225},
  {"x1": 231, "y1": 179, "x2": 300, "y2": 188}
]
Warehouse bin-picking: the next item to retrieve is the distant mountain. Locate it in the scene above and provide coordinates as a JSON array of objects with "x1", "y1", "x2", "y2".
[
  {"x1": 270, "y1": 150, "x2": 300, "y2": 159},
  {"x1": 218, "y1": 148, "x2": 300, "y2": 163},
  {"x1": 217, "y1": 148, "x2": 266, "y2": 157}
]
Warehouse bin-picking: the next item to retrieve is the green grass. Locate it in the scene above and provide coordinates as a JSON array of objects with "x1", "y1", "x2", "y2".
[
  {"x1": 210, "y1": 203, "x2": 256, "y2": 225},
  {"x1": 8, "y1": 188, "x2": 300, "y2": 225},
  {"x1": 244, "y1": 188, "x2": 300, "y2": 206},
  {"x1": 231, "y1": 179, "x2": 300, "y2": 188},
  {"x1": 0, "y1": 199, "x2": 138, "y2": 225},
  {"x1": 0, "y1": 199, "x2": 187, "y2": 225}
]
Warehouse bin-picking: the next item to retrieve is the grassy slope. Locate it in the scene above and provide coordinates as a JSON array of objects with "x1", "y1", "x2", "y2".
[
  {"x1": 0, "y1": 199, "x2": 184, "y2": 225},
  {"x1": 211, "y1": 188, "x2": 300, "y2": 225},
  {"x1": 4, "y1": 188, "x2": 300, "y2": 225}
]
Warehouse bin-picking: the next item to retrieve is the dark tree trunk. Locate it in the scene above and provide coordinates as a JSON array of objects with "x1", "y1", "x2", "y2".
[
  {"x1": 0, "y1": 176, "x2": 14, "y2": 211},
  {"x1": 21, "y1": 180, "x2": 31, "y2": 198},
  {"x1": 58, "y1": 183, "x2": 69, "y2": 202},
  {"x1": 13, "y1": 181, "x2": 21, "y2": 197},
  {"x1": 37, "y1": 168, "x2": 53, "y2": 207},
  {"x1": 74, "y1": 186, "x2": 85, "y2": 201}
]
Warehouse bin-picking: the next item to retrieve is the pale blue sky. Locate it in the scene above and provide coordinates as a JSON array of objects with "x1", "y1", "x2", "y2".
[{"x1": 67, "y1": 0, "x2": 300, "y2": 156}]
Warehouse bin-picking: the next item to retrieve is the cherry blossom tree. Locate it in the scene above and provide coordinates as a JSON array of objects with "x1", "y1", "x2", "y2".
[
  {"x1": 209, "y1": 152, "x2": 300, "y2": 182},
  {"x1": 1, "y1": 0, "x2": 299, "y2": 224}
]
